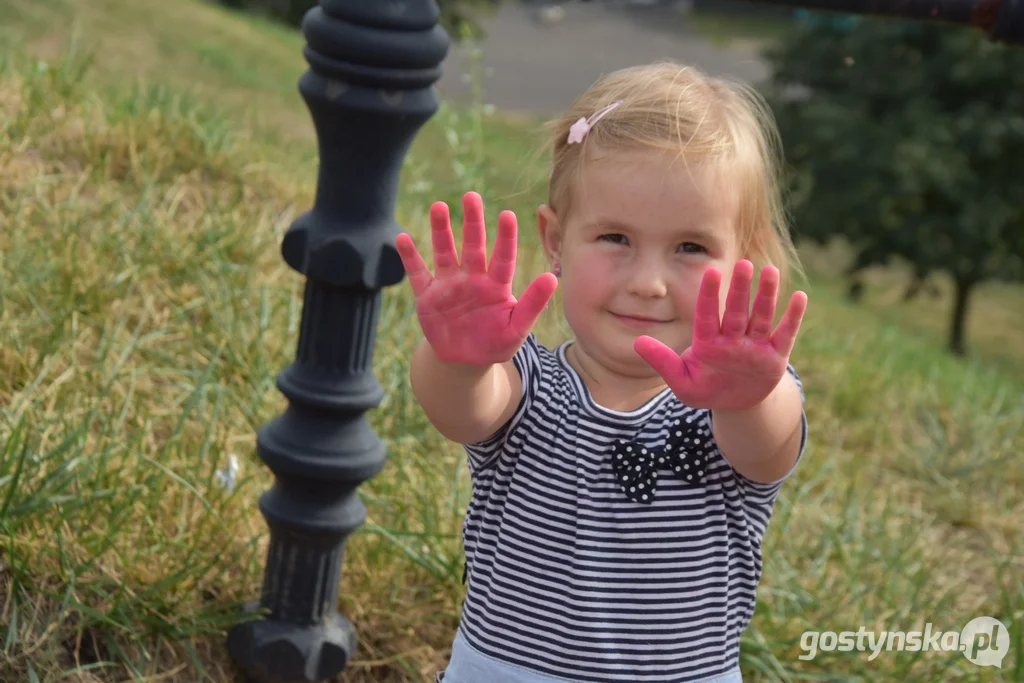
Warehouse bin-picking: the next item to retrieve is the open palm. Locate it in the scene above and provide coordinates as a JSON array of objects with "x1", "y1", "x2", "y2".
[
  {"x1": 634, "y1": 260, "x2": 808, "y2": 411},
  {"x1": 396, "y1": 192, "x2": 558, "y2": 367}
]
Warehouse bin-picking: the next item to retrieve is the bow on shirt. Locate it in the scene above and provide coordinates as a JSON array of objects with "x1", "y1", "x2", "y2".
[{"x1": 611, "y1": 415, "x2": 712, "y2": 505}]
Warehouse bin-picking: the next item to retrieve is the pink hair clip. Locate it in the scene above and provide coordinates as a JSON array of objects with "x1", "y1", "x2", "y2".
[{"x1": 567, "y1": 100, "x2": 623, "y2": 144}]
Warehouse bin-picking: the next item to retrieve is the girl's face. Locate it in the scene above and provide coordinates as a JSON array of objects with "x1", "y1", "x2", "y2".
[{"x1": 539, "y1": 150, "x2": 742, "y2": 378}]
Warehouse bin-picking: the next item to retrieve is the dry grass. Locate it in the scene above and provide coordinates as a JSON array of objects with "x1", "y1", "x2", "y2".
[{"x1": 0, "y1": 56, "x2": 468, "y2": 681}]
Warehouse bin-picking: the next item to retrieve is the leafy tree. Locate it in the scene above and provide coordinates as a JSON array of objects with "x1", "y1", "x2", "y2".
[
  {"x1": 211, "y1": 0, "x2": 501, "y2": 40},
  {"x1": 764, "y1": 17, "x2": 1024, "y2": 356}
]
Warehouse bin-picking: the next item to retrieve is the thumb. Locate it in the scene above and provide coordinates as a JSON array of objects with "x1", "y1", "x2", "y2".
[
  {"x1": 509, "y1": 272, "x2": 559, "y2": 339},
  {"x1": 634, "y1": 335, "x2": 683, "y2": 381}
]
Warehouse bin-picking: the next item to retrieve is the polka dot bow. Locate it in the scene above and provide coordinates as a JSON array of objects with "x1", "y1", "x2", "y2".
[{"x1": 611, "y1": 417, "x2": 711, "y2": 504}]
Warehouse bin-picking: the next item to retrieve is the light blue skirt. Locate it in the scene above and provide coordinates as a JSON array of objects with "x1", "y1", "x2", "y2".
[{"x1": 437, "y1": 629, "x2": 744, "y2": 683}]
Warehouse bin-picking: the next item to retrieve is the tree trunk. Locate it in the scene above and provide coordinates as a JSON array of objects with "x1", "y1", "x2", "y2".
[
  {"x1": 847, "y1": 279, "x2": 865, "y2": 302},
  {"x1": 902, "y1": 276, "x2": 923, "y2": 302},
  {"x1": 948, "y1": 277, "x2": 974, "y2": 356}
]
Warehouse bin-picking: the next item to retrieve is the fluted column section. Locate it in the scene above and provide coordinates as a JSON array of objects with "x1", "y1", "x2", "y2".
[{"x1": 226, "y1": 2, "x2": 448, "y2": 681}]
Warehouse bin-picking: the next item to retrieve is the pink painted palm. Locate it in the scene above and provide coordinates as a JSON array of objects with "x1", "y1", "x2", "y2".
[
  {"x1": 634, "y1": 260, "x2": 808, "y2": 412},
  {"x1": 396, "y1": 192, "x2": 558, "y2": 367}
]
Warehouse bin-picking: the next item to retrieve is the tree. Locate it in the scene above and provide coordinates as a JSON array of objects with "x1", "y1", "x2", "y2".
[
  {"x1": 211, "y1": 0, "x2": 502, "y2": 40},
  {"x1": 764, "y1": 17, "x2": 1024, "y2": 356}
]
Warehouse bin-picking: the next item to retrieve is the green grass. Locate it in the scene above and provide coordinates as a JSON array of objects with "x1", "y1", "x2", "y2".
[
  {"x1": 798, "y1": 240, "x2": 1024, "y2": 379},
  {"x1": 0, "y1": 1, "x2": 1022, "y2": 682}
]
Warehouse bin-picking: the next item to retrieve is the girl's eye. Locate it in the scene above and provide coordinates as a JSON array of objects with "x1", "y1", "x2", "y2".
[{"x1": 597, "y1": 234, "x2": 707, "y2": 254}]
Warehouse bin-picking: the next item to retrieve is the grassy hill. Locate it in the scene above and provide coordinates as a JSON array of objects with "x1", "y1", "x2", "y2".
[{"x1": 0, "y1": 1, "x2": 1021, "y2": 682}]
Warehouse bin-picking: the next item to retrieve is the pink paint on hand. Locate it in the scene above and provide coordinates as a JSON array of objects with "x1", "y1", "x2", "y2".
[
  {"x1": 396, "y1": 192, "x2": 559, "y2": 367},
  {"x1": 634, "y1": 260, "x2": 808, "y2": 412}
]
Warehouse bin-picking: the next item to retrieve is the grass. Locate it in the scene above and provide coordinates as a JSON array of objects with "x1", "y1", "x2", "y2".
[
  {"x1": 0, "y1": 1, "x2": 1022, "y2": 682},
  {"x1": 798, "y1": 240, "x2": 1024, "y2": 379}
]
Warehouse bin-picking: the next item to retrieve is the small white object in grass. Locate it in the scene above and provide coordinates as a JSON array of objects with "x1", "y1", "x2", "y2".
[{"x1": 215, "y1": 453, "x2": 240, "y2": 494}]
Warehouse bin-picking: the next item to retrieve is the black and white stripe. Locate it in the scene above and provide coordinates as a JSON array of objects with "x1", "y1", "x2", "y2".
[{"x1": 455, "y1": 334, "x2": 808, "y2": 682}]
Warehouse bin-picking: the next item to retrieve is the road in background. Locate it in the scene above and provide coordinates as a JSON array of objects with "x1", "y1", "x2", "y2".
[{"x1": 436, "y1": 2, "x2": 771, "y2": 116}]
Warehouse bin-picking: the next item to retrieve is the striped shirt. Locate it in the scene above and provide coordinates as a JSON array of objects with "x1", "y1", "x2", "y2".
[{"x1": 456, "y1": 333, "x2": 808, "y2": 682}]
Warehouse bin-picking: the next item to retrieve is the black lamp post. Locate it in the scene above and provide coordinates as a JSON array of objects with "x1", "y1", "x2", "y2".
[
  {"x1": 226, "y1": 2, "x2": 448, "y2": 681},
  {"x1": 735, "y1": 0, "x2": 1024, "y2": 44}
]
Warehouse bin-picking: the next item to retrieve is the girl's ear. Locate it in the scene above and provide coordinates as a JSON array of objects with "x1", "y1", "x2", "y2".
[{"x1": 537, "y1": 204, "x2": 563, "y2": 267}]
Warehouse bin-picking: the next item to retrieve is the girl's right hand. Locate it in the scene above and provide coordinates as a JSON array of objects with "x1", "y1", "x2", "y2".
[{"x1": 396, "y1": 192, "x2": 559, "y2": 368}]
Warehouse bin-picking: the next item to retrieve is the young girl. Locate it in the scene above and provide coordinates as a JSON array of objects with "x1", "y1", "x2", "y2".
[{"x1": 396, "y1": 61, "x2": 809, "y2": 683}]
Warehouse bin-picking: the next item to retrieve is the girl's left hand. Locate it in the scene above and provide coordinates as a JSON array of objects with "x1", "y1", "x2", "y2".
[{"x1": 634, "y1": 260, "x2": 808, "y2": 412}]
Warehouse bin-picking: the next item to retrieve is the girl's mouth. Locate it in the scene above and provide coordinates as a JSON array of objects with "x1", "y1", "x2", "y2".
[{"x1": 611, "y1": 312, "x2": 672, "y2": 327}]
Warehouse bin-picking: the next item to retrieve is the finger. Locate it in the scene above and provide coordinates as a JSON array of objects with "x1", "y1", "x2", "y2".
[
  {"x1": 693, "y1": 266, "x2": 723, "y2": 343},
  {"x1": 770, "y1": 291, "x2": 809, "y2": 358},
  {"x1": 396, "y1": 233, "x2": 433, "y2": 297},
  {"x1": 747, "y1": 265, "x2": 779, "y2": 342},
  {"x1": 721, "y1": 260, "x2": 754, "y2": 338},
  {"x1": 634, "y1": 335, "x2": 683, "y2": 381},
  {"x1": 430, "y1": 202, "x2": 460, "y2": 278},
  {"x1": 509, "y1": 272, "x2": 559, "y2": 338},
  {"x1": 461, "y1": 191, "x2": 488, "y2": 275},
  {"x1": 488, "y1": 210, "x2": 518, "y2": 286}
]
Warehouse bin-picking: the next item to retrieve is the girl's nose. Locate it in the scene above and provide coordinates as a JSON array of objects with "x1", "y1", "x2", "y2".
[{"x1": 625, "y1": 264, "x2": 669, "y2": 299}]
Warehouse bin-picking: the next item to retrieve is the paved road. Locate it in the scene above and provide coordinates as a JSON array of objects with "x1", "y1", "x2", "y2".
[{"x1": 436, "y1": 2, "x2": 771, "y2": 117}]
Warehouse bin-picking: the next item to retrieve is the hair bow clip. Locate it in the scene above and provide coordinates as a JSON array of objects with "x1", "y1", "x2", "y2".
[{"x1": 567, "y1": 100, "x2": 623, "y2": 144}]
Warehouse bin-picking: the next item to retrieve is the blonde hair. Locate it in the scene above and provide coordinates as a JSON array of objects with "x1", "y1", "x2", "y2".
[{"x1": 542, "y1": 61, "x2": 804, "y2": 292}]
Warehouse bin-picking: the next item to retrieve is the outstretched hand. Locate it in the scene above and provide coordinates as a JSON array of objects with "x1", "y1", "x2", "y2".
[
  {"x1": 396, "y1": 192, "x2": 559, "y2": 367},
  {"x1": 634, "y1": 260, "x2": 807, "y2": 412}
]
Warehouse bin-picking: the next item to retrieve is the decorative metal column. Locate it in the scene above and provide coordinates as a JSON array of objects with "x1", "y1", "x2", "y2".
[{"x1": 227, "y1": 2, "x2": 448, "y2": 681}]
